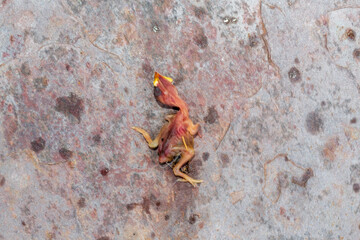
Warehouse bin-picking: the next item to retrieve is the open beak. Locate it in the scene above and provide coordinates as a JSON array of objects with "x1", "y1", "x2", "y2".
[
  {"x1": 153, "y1": 72, "x2": 173, "y2": 87},
  {"x1": 152, "y1": 72, "x2": 188, "y2": 112}
]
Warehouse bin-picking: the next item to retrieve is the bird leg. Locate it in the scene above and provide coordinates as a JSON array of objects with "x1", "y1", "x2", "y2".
[
  {"x1": 132, "y1": 127, "x2": 160, "y2": 149},
  {"x1": 173, "y1": 148, "x2": 203, "y2": 187}
]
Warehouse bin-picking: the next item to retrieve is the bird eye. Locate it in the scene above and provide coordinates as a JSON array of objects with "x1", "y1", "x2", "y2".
[{"x1": 154, "y1": 87, "x2": 162, "y2": 97}]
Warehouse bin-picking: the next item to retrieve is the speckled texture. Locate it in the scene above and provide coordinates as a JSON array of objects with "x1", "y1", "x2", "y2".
[{"x1": 1, "y1": 0, "x2": 360, "y2": 239}]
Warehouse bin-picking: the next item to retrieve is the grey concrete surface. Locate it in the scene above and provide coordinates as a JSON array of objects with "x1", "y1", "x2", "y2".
[{"x1": 1, "y1": 0, "x2": 360, "y2": 239}]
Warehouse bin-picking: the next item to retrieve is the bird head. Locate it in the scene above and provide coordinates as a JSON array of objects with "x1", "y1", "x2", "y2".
[{"x1": 153, "y1": 72, "x2": 184, "y2": 109}]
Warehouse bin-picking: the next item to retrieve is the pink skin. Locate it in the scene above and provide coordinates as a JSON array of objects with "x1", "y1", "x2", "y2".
[{"x1": 132, "y1": 72, "x2": 202, "y2": 186}]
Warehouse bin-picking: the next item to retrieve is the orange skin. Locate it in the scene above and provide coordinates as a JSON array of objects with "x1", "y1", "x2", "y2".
[{"x1": 132, "y1": 72, "x2": 203, "y2": 186}]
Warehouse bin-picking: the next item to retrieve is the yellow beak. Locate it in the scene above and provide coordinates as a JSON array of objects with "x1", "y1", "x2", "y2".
[{"x1": 153, "y1": 72, "x2": 173, "y2": 86}]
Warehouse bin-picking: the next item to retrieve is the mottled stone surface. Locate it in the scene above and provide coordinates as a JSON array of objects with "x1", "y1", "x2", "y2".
[{"x1": 1, "y1": 0, "x2": 360, "y2": 239}]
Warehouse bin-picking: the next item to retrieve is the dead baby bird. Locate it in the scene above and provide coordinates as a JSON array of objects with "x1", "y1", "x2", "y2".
[{"x1": 132, "y1": 72, "x2": 203, "y2": 187}]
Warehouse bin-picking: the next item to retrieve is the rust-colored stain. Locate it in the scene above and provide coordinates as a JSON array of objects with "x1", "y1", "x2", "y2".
[
  {"x1": 3, "y1": 115, "x2": 18, "y2": 145},
  {"x1": 219, "y1": 153, "x2": 230, "y2": 167},
  {"x1": 291, "y1": 168, "x2": 314, "y2": 187},
  {"x1": 77, "y1": 197, "x2": 86, "y2": 208},
  {"x1": 0, "y1": 175, "x2": 5, "y2": 187},
  {"x1": 263, "y1": 154, "x2": 314, "y2": 203},
  {"x1": 322, "y1": 136, "x2": 339, "y2": 161},
  {"x1": 126, "y1": 197, "x2": 152, "y2": 215},
  {"x1": 353, "y1": 48, "x2": 360, "y2": 60},
  {"x1": 100, "y1": 167, "x2": 110, "y2": 176},
  {"x1": 345, "y1": 28, "x2": 356, "y2": 41}
]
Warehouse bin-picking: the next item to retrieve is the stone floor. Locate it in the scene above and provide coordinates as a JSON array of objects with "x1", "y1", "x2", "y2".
[{"x1": 1, "y1": 0, "x2": 360, "y2": 239}]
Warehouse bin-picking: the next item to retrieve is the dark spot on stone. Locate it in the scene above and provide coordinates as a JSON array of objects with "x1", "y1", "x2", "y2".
[
  {"x1": 174, "y1": 73, "x2": 185, "y2": 85},
  {"x1": 146, "y1": 110, "x2": 155, "y2": 120},
  {"x1": 0, "y1": 175, "x2": 5, "y2": 187},
  {"x1": 100, "y1": 168, "x2": 109, "y2": 176},
  {"x1": 279, "y1": 207, "x2": 286, "y2": 216},
  {"x1": 291, "y1": 168, "x2": 314, "y2": 187},
  {"x1": 151, "y1": 232, "x2": 155, "y2": 238},
  {"x1": 31, "y1": 137, "x2": 46, "y2": 153},
  {"x1": 202, "y1": 152, "x2": 209, "y2": 161},
  {"x1": 254, "y1": 144, "x2": 260, "y2": 154},
  {"x1": 194, "y1": 29, "x2": 208, "y2": 49},
  {"x1": 191, "y1": 159, "x2": 203, "y2": 172},
  {"x1": 277, "y1": 172, "x2": 289, "y2": 188},
  {"x1": 189, "y1": 214, "x2": 198, "y2": 224},
  {"x1": 21, "y1": 221, "x2": 26, "y2": 226},
  {"x1": 93, "y1": 134, "x2": 101, "y2": 144},
  {"x1": 294, "y1": 58, "x2": 300, "y2": 64},
  {"x1": 149, "y1": 194, "x2": 156, "y2": 202},
  {"x1": 306, "y1": 111, "x2": 324, "y2": 135},
  {"x1": 33, "y1": 77, "x2": 48, "y2": 91},
  {"x1": 67, "y1": 0, "x2": 86, "y2": 14},
  {"x1": 21, "y1": 62, "x2": 31, "y2": 76},
  {"x1": 345, "y1": 28, "x2": 356, "y2": 41},
  {"x1": 131, "y1": 173, "x2": 140, "y2": 184},
  {"x1": 124, "y1": 87, "x2": 129, "y2": 94},
  {"x1": 65, "y1": 64, "x2": 71, "y2": 71},
  {"x1": 155, "y1": 201, "x2": 161, "y2": 207},
  {"x1": 351, "y1": 117, "x2": 357, "y2": 124},
  {"x1": 97, "y1": 237, "x2": 110, "y2": 240},
  {"x1": 288, "y1": 67, "x2": 301, "y2": 83},
  {"x1": 46, "y1": 47, "x2": 68, "y2": 62},
  {"x1": 220, "y1": 153, "x2": 230, "y2": 167},
  {"x1": 204, "y1": 106, "x2": 219, "y2": 124},
  {"x1": 55, "y1": 93, "x2": 84, "y2": 123},
  {"x1": 194, "y1": 6, "x2": 206, "y2": 19},
  {"x1": 142, "y1": 61, "x2": 153, "y2": 76},
  {"x1": 321, "y1": 101, "x2": 326, "y2": 107},
  {"x1": 59, "y1": 148, "x2": 73, "y2": 160},
  {"x1": 126, "y1": 203, "x2": 137, "y2": 211},
  {"x1": 21, "y1": 206, "x2": 31, "y2": 216},
  {"x1": 246, "y1": 17, "x2": 255, "y2": 25},
  {"x1": 141, "y1": 197, "x2": 151, "y2": 215},
  {"x1": 164, "y1": 214, "x2": 170, "y2": 221},
  {"x1": 354, "y1": 48, "x2": 360, "y2": 60},
  {"x1": 353, "y1": 183, "x2": 360, "y2": 193},
  {"x1": 77, "y1": 197, "x2": 86, "y2": 208},
  {"x1": 248, "y1": 34, "x2": 259, "y2": 47}
]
